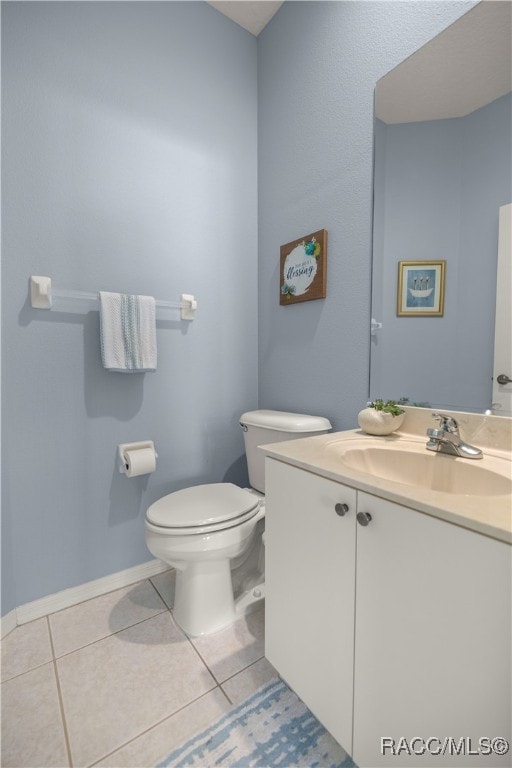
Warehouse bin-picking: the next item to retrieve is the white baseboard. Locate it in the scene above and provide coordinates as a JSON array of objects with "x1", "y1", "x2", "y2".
[
  {"x1": 12, "y1": 559, "x2": 170, "y2": 628},
  {"x1": 1, "y1": 609, "x2": 17, "y2": 639}
]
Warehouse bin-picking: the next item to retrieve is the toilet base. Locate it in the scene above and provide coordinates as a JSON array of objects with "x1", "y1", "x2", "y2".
[
  {"x1": 234, "y1": 580, "x2": 265, "y2": 617},
  {"x1": 173, "y1": 562, "x2": 265, "y2": 636},
  {"x1": 173, "y1": 559, "x2": 236, "y2": 637}
]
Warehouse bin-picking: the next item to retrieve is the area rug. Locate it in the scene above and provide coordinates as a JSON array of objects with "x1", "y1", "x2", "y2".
[{"x1": 157, "y1": 678, "x2": 356, "y2": 768}]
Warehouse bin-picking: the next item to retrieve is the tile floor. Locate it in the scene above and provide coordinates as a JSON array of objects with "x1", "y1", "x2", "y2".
[{"x1": 1, "y1": 570, "x2": 278, "y2": 768}]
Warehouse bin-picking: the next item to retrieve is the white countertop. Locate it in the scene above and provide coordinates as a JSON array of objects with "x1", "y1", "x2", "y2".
[{"x1": 261, "y1": 423, "x2": 512, "y2": 544}]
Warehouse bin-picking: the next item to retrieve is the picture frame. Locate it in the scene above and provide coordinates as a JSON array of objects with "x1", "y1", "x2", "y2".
[
  {"x1": 397, "y1": 260, "x2": 446, "y2": 316},
  {"x1": 280, "y1": 229, "x2": 327, "y2": 305}
]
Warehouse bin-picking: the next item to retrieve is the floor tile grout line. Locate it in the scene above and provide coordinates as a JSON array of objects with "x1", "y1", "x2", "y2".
[
  {"x1": 50, "y1": 605, "x2": 188, "y2": 768},
  {"x1": 181, "y1": 610, "x2": 266, "y2": 688},
  {"x1": 2, "y1": 607, "x2": 265, "y2": 685},
  {"x1": 4, "y1": 581, "x2": 267, "y2": 768},
  {"x1": 182, "y1": 634, "x2": 266, "y2": 693},
  {"x1": 219, "y1": 654, "x2": 267, "y2": 688},
  {"x1": 183, "y1": 634, "x2": 225, "y2": 686},
  {"x1": 218, "y1": 657, "x2": 268, "y2": 705},
  {"x1": 40, "y1": 574, "x2": 171, "y2": 621},
  {"x1": 87, "y1": 652, "x2": 275, "y2": 767},
  {"x1": 0, "y1": 616, "x2": 55, "y2": 684},
  {"x1": 0, "y1": 600, "x2": 169, "y2": 683},
  {"x1": 38, "y1": 576, "x2": 171, "y2": 640},
  {"x1": 154, "y1": 600, "x2": 227, "y2": 685},
  {"x1": 49, "y1": 605, "x2": 220, "y2": 768},
  {"x1": 138, "y1": 582, "x2": 266, "y2": 701},
  {"x1": 148, "y1": 573, "x2": 174, "y2": 610},
  {"x1": 86, "y1": 684, "x2": 231, "y2": 768},
  {"x1": 1, "y1": 657, "x2": 54, "y2": 685},
  {"x1": 50, "y1": 607, "x2": 170, "y2": 661},
  {"x1": 47, "y1": 615, "x2": 74, "y2": 768}
]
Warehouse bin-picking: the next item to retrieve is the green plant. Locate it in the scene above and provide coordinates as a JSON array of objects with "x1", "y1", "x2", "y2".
[{"x1": 368, "y1": 399, "x2": 405, "y2": 417}]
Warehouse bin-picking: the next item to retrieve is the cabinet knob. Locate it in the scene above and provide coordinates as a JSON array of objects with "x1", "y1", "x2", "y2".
[
  {"x1": 357, "y1": 511, "x2": 372, "y2": 527},
  {"x1": 335, "y1": 502, "x2": 349, "y2": 516}
]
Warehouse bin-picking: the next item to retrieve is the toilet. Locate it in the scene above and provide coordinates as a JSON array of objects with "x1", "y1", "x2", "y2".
[{"x1": 145, "y1": 409, "x2": 331, "y2": 636}]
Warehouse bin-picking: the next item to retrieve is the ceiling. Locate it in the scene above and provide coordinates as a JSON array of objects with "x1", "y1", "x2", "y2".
[
  {"x1": 207, "y1": 1, "x2": 283, "y2": 36},
  {"x1": 375, "y1": 1, "x2": 512, "y2": 124},
  {"x1": 207, "y1": 2, "x2": 511, "y2": 119}
]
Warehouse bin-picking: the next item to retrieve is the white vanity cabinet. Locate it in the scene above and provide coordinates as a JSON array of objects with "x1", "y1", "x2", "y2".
[{"x1": 265, "y1": 458, "x2": 512, "y2": 766}]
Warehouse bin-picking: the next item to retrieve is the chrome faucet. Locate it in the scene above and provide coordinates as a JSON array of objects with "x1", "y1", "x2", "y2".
[{"x1": 426, "y1": 413, "x2": 483, "y2": 459}]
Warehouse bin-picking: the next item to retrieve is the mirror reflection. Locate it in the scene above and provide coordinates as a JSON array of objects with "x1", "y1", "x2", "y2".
[{"x1": 370, "y1": 1, "x2": 511, "y2": 414}]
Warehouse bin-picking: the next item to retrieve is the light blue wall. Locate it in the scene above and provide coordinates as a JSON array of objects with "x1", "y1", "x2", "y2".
[
  {"x1": 1, "y1": 1, "x2": 258, "y2": 612},
  {"x1": 371, "y1": 93, "x2": 512, "y2": 410},
  {"x1": 2, "y1": 0, "x2": 479, "y2": 616},
  {"x1": 257, "y1": 0, "x2": 476, "y2": 429}
]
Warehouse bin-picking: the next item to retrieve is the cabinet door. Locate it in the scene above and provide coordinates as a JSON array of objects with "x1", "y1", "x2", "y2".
[
  {"x1": 353, "y1": 491, "x2": 512, "y2": 767},
  {"x1": 265, "y1": 458, "x2": 356, "y2": 754}
]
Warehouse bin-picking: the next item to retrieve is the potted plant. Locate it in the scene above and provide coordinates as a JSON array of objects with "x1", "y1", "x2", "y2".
[{"x1": 358, "y1": 399, "x2": 406, "y2": 436}]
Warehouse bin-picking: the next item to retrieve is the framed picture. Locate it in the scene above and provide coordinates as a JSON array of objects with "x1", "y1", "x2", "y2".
[
  {"x1": 280, "y1": 229, "x2": 327, "y2": 305},
  {"x1": 397, "y1": 260, "x2": 446, "y2": 316}
]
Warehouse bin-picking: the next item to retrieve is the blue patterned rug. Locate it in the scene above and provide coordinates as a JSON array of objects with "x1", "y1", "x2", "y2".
[{"x1": 157, "y1": 678, "x2": 356, "y2": 768}]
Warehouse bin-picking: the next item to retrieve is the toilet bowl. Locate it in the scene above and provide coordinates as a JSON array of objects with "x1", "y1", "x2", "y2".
[
  {"x1": 145, "y1": 410, "x2": 331, "y2": 636},
  {"x1": 146, "y1": 483, "x2": 264, "y2": 636}
]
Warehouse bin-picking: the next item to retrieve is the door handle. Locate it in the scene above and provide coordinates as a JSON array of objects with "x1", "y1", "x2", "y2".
[{"x1": 497, "y1": 374, "x2": 512, "y2": 385}]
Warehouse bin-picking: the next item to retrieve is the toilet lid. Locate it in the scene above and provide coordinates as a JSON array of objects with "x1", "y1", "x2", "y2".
[{"x1": 146, "y1": 483, "x2": 259, "y2": 529}]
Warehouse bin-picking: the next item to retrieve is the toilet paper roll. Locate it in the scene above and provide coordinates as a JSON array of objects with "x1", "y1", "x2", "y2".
[{"x1": 123, "y1": 447, "x2": 156, "y2": 477}]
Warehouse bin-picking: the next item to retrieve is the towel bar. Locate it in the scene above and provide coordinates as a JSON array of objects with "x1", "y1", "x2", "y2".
[{"x1": 30, "y1": 276, "x2": 197, "y2": 320}]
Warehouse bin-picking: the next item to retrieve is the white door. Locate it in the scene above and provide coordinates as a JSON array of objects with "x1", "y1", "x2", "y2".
[
  {"x1": 492, "y1": 203, "x2": 512, "y2": 414},
  {"x1": 352, "y1": 492, "x2": 511, "y2": 767},
  {"x1": 264, "y1": 458, "x2": 356, "y2": 755}
]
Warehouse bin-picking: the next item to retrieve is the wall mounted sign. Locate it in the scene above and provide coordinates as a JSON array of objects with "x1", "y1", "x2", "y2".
[
  {"x1": 397, "y1": 260, "x2": 446, "y2": 316},
  {"x1": 280, "y1": 229, "x2": 327, "y2": 305}
]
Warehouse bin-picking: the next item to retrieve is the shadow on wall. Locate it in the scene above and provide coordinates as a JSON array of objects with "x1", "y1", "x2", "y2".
[
  {"x1": 20, "y1": 290, "x2": 192, "y2": 421},
  {"x1": 19, "y1": 298, "x2": 145, "y2": 418},
  {"x1": 108, "y1": 454, "x2": 151, "y2": 527},
  {"x1": 223, "y1": 454, "x2": 249, "y2": 487},
  {"x1": 84, "y1": 311, "x2": 146, "y2": 419}
]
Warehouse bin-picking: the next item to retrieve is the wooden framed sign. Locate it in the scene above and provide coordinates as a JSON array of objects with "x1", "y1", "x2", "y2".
[{"x1": 280, "y1": 229, "x2": 327, "y2": 305}]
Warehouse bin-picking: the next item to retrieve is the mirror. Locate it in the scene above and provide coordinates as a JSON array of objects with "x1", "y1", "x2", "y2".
[{"x1": 370, "y1": 1, "x2": 511, "y2": 414}]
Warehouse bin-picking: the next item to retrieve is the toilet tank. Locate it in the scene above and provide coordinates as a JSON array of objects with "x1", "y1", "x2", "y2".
[{"x1": 240, "y1": 409, "x2": 332, "y2": 493}]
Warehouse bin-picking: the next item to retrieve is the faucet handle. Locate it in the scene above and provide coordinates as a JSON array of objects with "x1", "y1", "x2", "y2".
[
  {"x1": 427, "y1": 427, "x2": 444, "y2": 438},
  {"x1": 432, "y1": 412, "x2": 459, "y2": 433}
]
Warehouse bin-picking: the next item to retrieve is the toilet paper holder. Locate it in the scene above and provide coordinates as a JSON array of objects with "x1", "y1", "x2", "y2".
[{"x1": 118, "y1": 440, "x2": 158, "y2": 474}]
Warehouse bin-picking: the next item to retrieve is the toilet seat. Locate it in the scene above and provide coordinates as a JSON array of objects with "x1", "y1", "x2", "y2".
[{"x1": 146, "y1": 483, "x2": 260, "y2": 535}]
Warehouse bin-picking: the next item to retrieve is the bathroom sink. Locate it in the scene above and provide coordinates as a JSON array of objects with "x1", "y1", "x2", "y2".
[{"x1": 327, "y1": 439, "x2": 512, "y2": 496}]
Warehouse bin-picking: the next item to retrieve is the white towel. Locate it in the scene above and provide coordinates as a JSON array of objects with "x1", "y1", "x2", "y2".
[{"x1": 99, "y1": 291, "x2": 157, "y2": 372}]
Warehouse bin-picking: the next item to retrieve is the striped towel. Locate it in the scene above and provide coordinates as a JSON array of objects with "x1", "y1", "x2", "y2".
[{"x1": 99, "y1": 292, "x2": 157, "y2": 372}]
